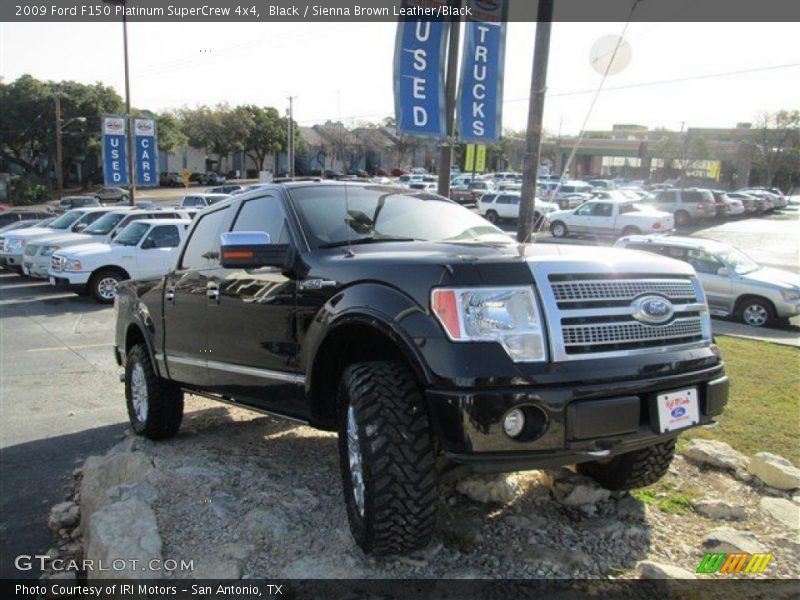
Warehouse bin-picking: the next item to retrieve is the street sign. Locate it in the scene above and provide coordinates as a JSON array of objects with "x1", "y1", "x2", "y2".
[
  {"x1": 102, "y1": 116, "x2": 128, "y2": 186},
  {"x1": 134, "y1": 118, "x2": 158, "y2": 187},
  {"x1": 393, "y1": 6, "x2": 450, "y2": 139},
  {"x1": 456, "y1": 0, "x2": 509, "y2": 143}
]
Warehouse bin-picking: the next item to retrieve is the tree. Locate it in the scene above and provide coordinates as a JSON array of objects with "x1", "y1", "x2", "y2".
[
  {"x1": 381, "y1": 116, "x2": 421, "y2": 169},
  {"x1": 242, "y1": 105, "x2": 284, "y2": 171},
  {"x1": 751, "y1": 110, "x2": 800, "y2": 187},
  {"x1": 179, "y1": 104, "x2": 252, "y2": 170},
  {"x1": 653, "y1": 132, "x2": 709, "y2": 186},
  {"x1": 153, "y1": 112, "x2": 188, "y2": 155}
]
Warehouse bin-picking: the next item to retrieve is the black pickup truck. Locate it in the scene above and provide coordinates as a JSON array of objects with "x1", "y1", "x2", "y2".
[{"x1": 114, "y1": 182, "x2": 728, "y2": 555}]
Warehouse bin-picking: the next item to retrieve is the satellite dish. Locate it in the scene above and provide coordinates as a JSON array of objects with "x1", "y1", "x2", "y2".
[{"x1": 589, "y1": 35, "x2": 632, "y2": 76}]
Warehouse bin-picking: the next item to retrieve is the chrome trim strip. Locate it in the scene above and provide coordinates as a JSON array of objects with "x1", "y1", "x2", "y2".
[{"x1": 165, "y1": 354, "x2": 305, "y2": 384}]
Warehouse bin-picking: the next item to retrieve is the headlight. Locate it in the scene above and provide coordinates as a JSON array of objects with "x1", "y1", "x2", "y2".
[
  {"x1": 42, "y1": 245, "x2": 61, "y2": 256},
  {"x1": 431, "y1": 286, "x2": 547, "y2": 362},
  {"x1": 6, "y1": 239, "x2": 24, "y2": 251},
  {"x1": 64, "y1": 259, "x2": 83, "y2": 271},
  {"x1": 781, "y1": 289, "x2": 800, "y2": 302}
]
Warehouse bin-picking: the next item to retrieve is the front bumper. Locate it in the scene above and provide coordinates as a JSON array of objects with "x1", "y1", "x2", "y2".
[
  {"x1": 22, "y1": 255, "x2": 52, "y2": 279},
  {"x1": 1, "y1": 252, "x2": 24, "y2": 267},
  {"x1": 426, "y1": 364, "x2": 728, "y2": 473},
  {"x1": 774, "y1": 298, "x2": 800, "y2": 319},
  {"x1": 50, "y1": 275, "x2": 89, "y2": 294}
]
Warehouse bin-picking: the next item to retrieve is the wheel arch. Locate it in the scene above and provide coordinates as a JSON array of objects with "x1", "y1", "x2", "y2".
[
  {"x1": 91, "y1": 264, "x2": 131, "y2": 281},
  {"x1": 734, "y1": 293, "x2": 777, "y2": 317},
  {"x1": 124, "y1": 321, "x2": 162, "y2": 378}
]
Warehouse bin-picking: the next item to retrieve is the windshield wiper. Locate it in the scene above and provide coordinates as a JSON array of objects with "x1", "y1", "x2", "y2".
[{"x1": 319, "y1": 237, "x2": 417, "y2": 249}]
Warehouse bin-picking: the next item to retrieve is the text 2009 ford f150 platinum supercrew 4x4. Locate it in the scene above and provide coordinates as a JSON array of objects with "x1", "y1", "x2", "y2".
[{"x1": 114, "y1": 182, "x2": 728, "y2": 555}]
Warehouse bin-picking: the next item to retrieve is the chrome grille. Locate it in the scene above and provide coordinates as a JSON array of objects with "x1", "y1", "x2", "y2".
[
  {"x1": 562, "y1": 318, "x2": 703, "y2": 347},
  {"x1": 51, "y1": 255, "x2": 64, "y2": 272},
  {"x1": 551, "y1": 279, "x2": 696, "y2": 303}
]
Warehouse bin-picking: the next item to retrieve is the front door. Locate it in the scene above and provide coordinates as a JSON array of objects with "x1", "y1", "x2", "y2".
[
  {"x1": 137, "y1": 224, "x2": 182, "y2": 279},
  {"x1": 163, "y1": 206, "x2": 231, "y2": 386},
  {"x1": 685, "y1": 248, "x2": 733, "y2": 314},
  {"x1": 204, "y1": 194, "x2": 303, "y2": 417}
]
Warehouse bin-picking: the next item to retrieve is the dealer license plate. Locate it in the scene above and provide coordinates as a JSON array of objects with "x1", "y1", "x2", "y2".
[
  {"x1": 49, "y1": 276, "x2": 55, "y2": 285},
  {"x1": 656, "y1": 388, "x2": 699, "y2": 433}
]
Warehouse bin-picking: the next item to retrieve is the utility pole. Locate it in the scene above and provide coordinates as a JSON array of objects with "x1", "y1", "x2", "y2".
[
  {"x1": 121, "y1": 10, "x2": 136, "y2": 205},
  {"x1": 437, "y1": 2, "x2": 462, "y2": 198},
  {"x1": 54, "y1": 91, "x2": 64, "y2": 196},
  {"x1": 287, "y1": 96, "x2": 296, "y2": 178},
  {"x1": 517, "y1": 0, "x2": 554, "y2": 243}
]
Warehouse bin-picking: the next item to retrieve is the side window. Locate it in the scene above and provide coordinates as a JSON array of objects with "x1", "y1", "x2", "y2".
[
  {"x1": 143, "y1": 225, "x2": 180, "y2": 249},
  {"x1": 576, "y1": 203, "x2": 595, "y2": 216},
  {"x1": 682, "y1": 191, "x2": 701, "y2": 203},
  {"x1": 180, "y1": 207, "x2": 229, "y2": 270},
  {"x1": 231, "y1": 196, "x2": 289, "y2": 244},
  {"x1": 686, "y1": 248, "x2": 723, "y2": 275},
  {"x1": 496, "y1": 195, "x2": 512, "y2": 205},
  {"x1": 656, "y1": 191, "x2": 674, "y2": 203},
  {"x1": 593, "y1": 203, "x2": 613, "y2": 217}
]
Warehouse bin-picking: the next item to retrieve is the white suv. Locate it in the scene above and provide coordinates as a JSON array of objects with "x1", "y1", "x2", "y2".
[{"x1": 477, "y1": 192, "x2": 558, "y2": 225}]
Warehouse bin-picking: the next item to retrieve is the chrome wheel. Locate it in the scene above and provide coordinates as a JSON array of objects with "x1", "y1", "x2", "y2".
[
  {"x1": 742, "y1": 303, "x2": 768, "y2": 327},
  {"x1": 552, "y1": 223, "x2": 566, "y2": 237},
  {"x1": 96, "y1": 276, "x2": 119, "y2": 301},
  {"x1": 347, "y1": 405, "x2": 365, "y2": 517},
  {"x1": 130, "y1": 361, "x2": 148, "y2": 423}
]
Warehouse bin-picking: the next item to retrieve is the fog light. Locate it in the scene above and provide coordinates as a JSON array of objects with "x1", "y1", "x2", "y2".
[{"x1": 503, "y1": 408, "x2": 526, "y2": 438}]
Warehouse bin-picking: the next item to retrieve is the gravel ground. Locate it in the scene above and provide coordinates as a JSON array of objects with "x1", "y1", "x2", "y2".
[{"x1": 89, "y1": 396, "x2": 799, "y2": 580}]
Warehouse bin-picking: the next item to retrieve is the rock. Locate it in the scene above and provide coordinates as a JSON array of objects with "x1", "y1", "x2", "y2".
[
  {"x1": 543, "y1": 469, "x2": 611, "y2": 514},
  {"x1": 85, "y1": 498, "x2": 162, "y2": 580},
  {"x1": 636, "y1": 560, "x2": 697, "y2": 579},
  {"x1": 504, "y1": 514, "x2": 549, "y2": 530},
  {"x1": 456, "y1": 472, "x2": 543, "y2": 504},
  {"x1": 759, "y1": 497, "x2": 800, "y2": 531},
  {"x1": 615, "y1": 495, "x2": 645, "y2": 520},
  {"x1": 219, "y1": 542, "x2": 255, "y2": 562},
  {"x1": 510, "y1": 542, "x2": 594, "y2": 573},
  {"x1": 793, "y1": 494, "x2": 800, "y2": 506},
  {"x1": 80, "y1": 451, "x2": 156, "y2": 541},
  {"x1": 280, "y1": 556, "x2": 365, "y2": 578},
  {"x1": 192, "y1": 559, "x2": 243, "y2": 579},
  {"x1": 238, "y1": 507, "x2": 289, "y2": 539},
  {"x1": 702, "y1": 527, "x2": 766, "y2": 555},
  {"x1": 749, "y1": 453, "x2": 800, "y2": 490},
  {"x1": 693, "y1": 499, "x2": 747, "y2": 521},
  {"x1": 48, "y1": 502, "x2": 79, "y2": 532},
  {"x1": 107, "y1": 480, "x2": 160, "y2": 506},
  {"x1": 683, "y1": 439, "x2": 749, "y2": 479}
]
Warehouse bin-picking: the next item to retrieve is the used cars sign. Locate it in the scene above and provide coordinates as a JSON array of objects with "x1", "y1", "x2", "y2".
[{"x1": 102, "y1": 115, "x2": 129, "y2": 186}]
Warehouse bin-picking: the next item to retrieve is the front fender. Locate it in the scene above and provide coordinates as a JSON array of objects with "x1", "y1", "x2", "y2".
[{"x1": 301, "y1": 282, "x2": 441, "y2": 389}]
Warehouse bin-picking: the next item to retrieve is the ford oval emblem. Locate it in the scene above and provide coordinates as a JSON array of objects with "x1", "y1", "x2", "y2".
[
  {"x1": 632, "y1": 295, "x2": 674, "y2": 325},
  {"x1": 671, "y1": 406, "x2": 686, "y2": 418}
]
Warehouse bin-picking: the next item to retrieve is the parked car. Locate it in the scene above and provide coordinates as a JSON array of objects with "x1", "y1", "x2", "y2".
[
  {"x1": 477, "y1": 192, "x2": 558, "y2": 225},
  {"x1": 206, "y1": 184, "x2": 245, "y2": 194},
  {"x1": 638, "y1": 189, "x2": 716, "y2": 226},
  {"x1": 615, "y1": 235, "x2": 800, "y2": 327},
  {"x1": 553, "y1": 182, "x2": 594, "y2": 209},
  {"x1": 22, "y1": 208, "x2": 193, "y2": 279},
  {"x1": 407, "y1": 182, "x2": 438, "y2": 192},
  {"x1": 50, "y1": 218, "x2": 191, "y2": 303},
  {"x1": 587, "y1": 179, "x2": 617, "y2": 190},
  {"x1": 91, "y1": 186, "x2": 130, "y2": 204},
  {"x1": 49, "y1": 195, "x2": 101, "y2": 214},
  {"x1": 0, "y1": 210, "x2": 51, "y2": 228},
  {"x1": 113, "y1": 181, "x2": 727, "y2": 556},
  {"x1": 721, "y1": 195, "x2": 745, "y2": 217},
  {"x1": 159, "y1": 172, "x2": 182, "y2": 187},
  {"x1": 202, "y1": 172, "x2": 226, "y2": 185},
  {"x1": 738, "y1": 188, "x2": 785, "y2": 210},
  {"x1": 0, "y1": 218, "x2": 56, "y2": 261},
  {"x1": 0, "y1": 207, "x2": 116, "y2": 271},
  {"x1": 179, "y1": 193, "x2": 231, "y2": 209},
  {"x1": 726, "y1": 192, "x2": 767, "y2": 214},
  {"x1": 547, "y1": 198, "x2": 674, "y2": 238}
]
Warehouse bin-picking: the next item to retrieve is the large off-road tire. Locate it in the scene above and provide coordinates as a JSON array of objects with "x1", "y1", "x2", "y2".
[
  {"x1": 576, "y1": 438, "x2": 676, "y2": 490},
  {"x1": 125, "y1": 343, "x2": 184, "y2": 440},
  {"x1": 338, "y1": 361, "x2": 438, "y2": 555}
]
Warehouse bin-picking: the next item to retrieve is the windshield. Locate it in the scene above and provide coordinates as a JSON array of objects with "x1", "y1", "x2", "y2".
[
  {"x1": 49, "y1": 211, "x2": 85, "y2": 229},
  {"x1": 84, "y1": 212, "x2": 127, "y2": 235},
  {"x1": 112, "y1": 222, "x2": 149, "y2": 246},
  {"x1": 716, "y1": 245, "x2": 760, "y2": 275},
  {"x1": 290, "y1": 185, "x2": 512, "y2": 249}
]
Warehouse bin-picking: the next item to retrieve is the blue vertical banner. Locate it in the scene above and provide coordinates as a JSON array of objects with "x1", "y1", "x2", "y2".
[
  {"x1": 102, "y1": 115, "x2": 128, "y2": 186},
  {"x1": 456, "y1": 0, "x2": 508, "y2": 143},
  {"x1": 393, "y1": 3, "x2": 450, "y2": 139},
  {"x1": 134, "y1": 118, "x2": 158, "y2": 187}
]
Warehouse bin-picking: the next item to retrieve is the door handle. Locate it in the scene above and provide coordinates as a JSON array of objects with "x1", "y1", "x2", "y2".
[{"x1": 165, "y1": 289, "x2": 175, "y2": 302}]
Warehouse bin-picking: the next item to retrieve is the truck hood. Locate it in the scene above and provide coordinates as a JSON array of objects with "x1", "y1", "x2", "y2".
[
  {"x1": 55, "y1": 242, "x2": 113, "y2": 259},
  {"x1": 740, "y1": 266, "x2": 800, "y2": 290},
  {"x1": 4, "y1": 227, "x2": 66, "y2": 241},
  {"x1": 24, "y1": 232, "x2": 96, "y2": 246}
]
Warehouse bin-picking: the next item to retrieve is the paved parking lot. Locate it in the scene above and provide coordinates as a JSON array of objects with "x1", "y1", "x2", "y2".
[{"x1": 0, "y1": 205, "x2": 797, "y2": 577}]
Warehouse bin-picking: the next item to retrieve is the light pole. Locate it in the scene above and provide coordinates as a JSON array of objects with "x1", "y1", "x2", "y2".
[
  {"x1": 53, "y1": 88, "x2": 87, "y2": 195},
  {"x1": 286, "y1": 96, "x2": 296, "y2": 178}
]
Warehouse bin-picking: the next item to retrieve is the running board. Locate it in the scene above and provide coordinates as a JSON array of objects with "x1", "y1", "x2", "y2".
[{"x1": 180, "y1": 388, "x2": 310, "y2": 426}]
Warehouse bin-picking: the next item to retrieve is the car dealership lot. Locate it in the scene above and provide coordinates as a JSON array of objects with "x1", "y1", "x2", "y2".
[{"x1": 0, "y1": 207, "x2": 797, "y2": 577}]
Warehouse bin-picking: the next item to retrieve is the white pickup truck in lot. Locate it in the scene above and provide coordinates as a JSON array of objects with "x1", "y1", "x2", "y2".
[
  {"x1": 547, "y1": 197, "x2": 674, "y2": 239},
  {"x1": 49, "y1": 219, "x2": 191, "y2": 303}
]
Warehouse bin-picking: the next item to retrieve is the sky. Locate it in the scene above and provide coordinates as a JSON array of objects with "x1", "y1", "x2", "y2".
[{"x1": 1, "y1": 21, "x2": 798, "y2": 136}]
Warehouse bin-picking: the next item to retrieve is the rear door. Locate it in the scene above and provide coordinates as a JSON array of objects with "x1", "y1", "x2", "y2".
[
  {"x1": 204, "y1": 194, "x2": 303, "y2": 416},
  {"x1": 163, "y1": 206, "x2": 231, "y2": 386}
]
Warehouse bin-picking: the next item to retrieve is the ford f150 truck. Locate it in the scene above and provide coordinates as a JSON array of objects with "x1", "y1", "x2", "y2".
[{"x1": 114, "y1": 182, "x2": 729, "y2": 555}]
